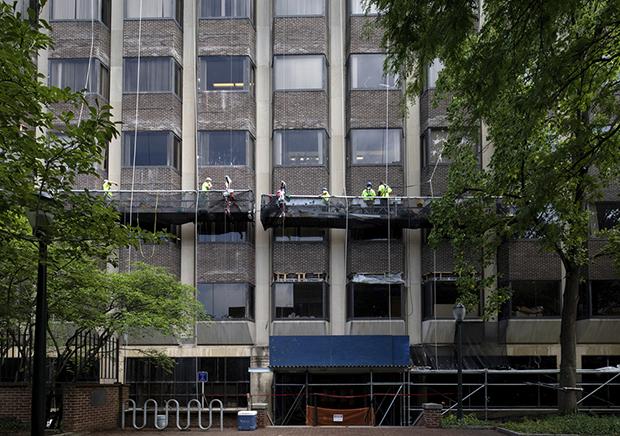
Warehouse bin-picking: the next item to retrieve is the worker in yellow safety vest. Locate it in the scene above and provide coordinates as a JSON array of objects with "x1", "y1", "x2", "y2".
[
  {"x1": 361, "y1": 181, "x2": 376, "y2": 201},
  {"x1": 201, "y1": 177, "x2": 212, "y2": 191},
  {"x1": 102, "y1": 179, "x2": 117, "y2": 198},
  {"x1": 377, "y1": 181, "x2": 392, "y2": 198},
  {"x1": 321, "y1": 187, "x2": 331, "y2": 204}
]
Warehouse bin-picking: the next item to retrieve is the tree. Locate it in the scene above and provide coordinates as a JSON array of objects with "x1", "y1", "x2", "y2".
[{"x1": 370, "y1": 0, "x2": 620, "y2": 413}]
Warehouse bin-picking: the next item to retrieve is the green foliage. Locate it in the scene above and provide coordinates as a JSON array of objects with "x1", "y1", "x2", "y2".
[
  {"x1": 502, "y1": 414, "x2": 620, "y2": 435},
  {"x1": 441, "y1": 413, "x2": 490, "y2": 428}
]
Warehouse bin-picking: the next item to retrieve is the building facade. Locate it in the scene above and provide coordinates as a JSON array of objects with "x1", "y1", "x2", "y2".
[{"x1": 33, "y1": 0, "x2": 620, "y2": 424}]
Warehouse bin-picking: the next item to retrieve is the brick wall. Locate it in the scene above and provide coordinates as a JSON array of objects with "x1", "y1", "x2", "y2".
[
  {"x1": 197, "y1": 242, "x2": 255, "y2": 283},
  {"x1": 0, "y1": 384, "x2": 30, "y2": 424},
  {"x1": 62, "y1": 384, "x2": 128, "y2": 432},
  {"x1": 420, "y1": 164, "x2": 449, "y2": 196},
  {"x1": 198, "y1": 166, "x2": 255, "y2": 192},
  {"x1": 419, "y1": 89, "x2": 450, "y2": 132},
  {"x1": 49, "y1": 21, "x2": 111, "y2": 65},
  {"x1": 197, "y1": 92, "x2": 256, "y2": 135},
  {"x1": 273, "y1": 17, "x2": 328, "y2": 55},
  {"x1": 497, "y1": 240, "x2": 562, "y2": 281},
  {"x1": 123, "y1": 20, "x2": 183, "y2": 63},
  {"x1": 348, "y1": 239, "x2": 404, "y2": 274},
  {"x1": 273, "y1": 241, "x2": 329, "y2": 274},
  {"x1": 422, "y1": 240, "x2": 455, "y2": 275},
  {"x1": 75, "y1": 172, "x2": 105, "y2": 191},
  {"x1": 273, "y1": 91, "x2": 329, "y2": 130},
  {"x1": 349, "y1": 90, "x2": 403, "y2": 129},
  {"x1": 589, "y1": 239, "x2": 620, "y2": 280},
  {"x1": 119, "y1": 241, "x2": 181, "y2": 278},
  {"x1": 122, "y1": 94, "x2": 183, "y2": 136},
  {"x1": 272, "y1": 166, "x2": 329, "y2": 194},
  {"x1": 197, "y1": 19, "x2": 256, "y2": 58},
  {"x1": 347, "y1": 165, "x2": 405, "y2": 196},
  {"x1": 348, "y1": 16, "x2": 383, "y2": 54},
  {"x1": 120, "y1": 167, "x2": 181, "y2": 190}
]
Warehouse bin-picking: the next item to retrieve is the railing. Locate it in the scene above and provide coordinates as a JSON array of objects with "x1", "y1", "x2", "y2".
[
  {"x1": 260, "y1": 194, "x2": 432, "y2": 230},
  {"x1": 122, "y1": 398, "x2": 224, "y2": 431}
]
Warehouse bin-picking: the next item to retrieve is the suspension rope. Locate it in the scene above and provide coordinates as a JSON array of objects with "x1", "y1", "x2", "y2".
[
  {"x1": 77, "y1": 0, "x2": 96, "y2": 126},
  {"x1": 127, "y1": 0, "x2": 145, "y2": 271},
  {"x1": 384, "y1": 63, "x2": 392, "y2": 336}
]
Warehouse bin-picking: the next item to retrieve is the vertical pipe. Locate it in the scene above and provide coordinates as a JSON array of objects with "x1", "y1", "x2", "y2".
[
  {"x1": 31, "y1": 237, "x2": 48, "y2": 436},
  {"x1": 484, "y1": 369, "x2": 488, "y2": 421},
  {"x1": 456, "y1": 320, "x2": 463, "y2": 420}
]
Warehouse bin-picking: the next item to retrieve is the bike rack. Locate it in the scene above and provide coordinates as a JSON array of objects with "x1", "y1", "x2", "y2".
[{"x1": 122, "y1": 397, "x2": 224, "y2": 431}]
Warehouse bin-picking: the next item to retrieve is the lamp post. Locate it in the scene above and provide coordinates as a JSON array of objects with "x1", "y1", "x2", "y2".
[
  {"x1": 453, "y1": 303, "x2": 466, "y2": 421},
  {"x1": 27, "y1": 192, "x2": 54, "y2": 436}
]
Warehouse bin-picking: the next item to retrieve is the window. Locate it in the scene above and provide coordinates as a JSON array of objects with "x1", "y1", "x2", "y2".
[
  {"x1": 49, "y1": 58, "x2": 109, "y2": 97},
  {"x1": 273, "y1": 130, "x2": 327, "y2": 166},
  {"x1": 199, "y1": 0, "x2": 252, "y2": 18},
  {"x1": 422, "y1": 280, "x2": 480, "y2": 319},
  {"x1": 198, "y1": 56, "x2": 254, "y2": 91},
  {"x1": 275, "y1": 0, "x2": 324, "y2": 16},
  {"x1": 197, "y1": 221, "x2": 253, "y2": 243},
  {"x1": 125, "y1": 0, "x2": 182, "y2": 22},
  {"x1": 122, "y1": 131, "x2": 180, "y2": 169},
  {"x1": 347, "y1": 283, "x2": 403, "y2": 319},
  {"x1": 197, "y1": 283, "x2": 254, "y2": 320},
  {"x1": 273, "y1": 282, "x2": 328, "y2": 319},
  {"x1": 274, "y1": 55, "x2": 326, "y2": 90},
  {"x1": 274, "y1": 227, "x2": 325, "y2": 242},
  {"x1": 350, "y1": 0, "x2": 379, "y2": 15},
  {"x1": 423, "y1": 58, "x2": 444, "y2": 90},
  {"x1": 595, "y1": 202, "x2": 620, "y2": 231},
  {"x1": 198, "y1": 131, "x2": 253, "y2": 167},
  {"x1": 351, "y1": 227, "x2": 401, "y2": 241},
  {"x1": 123, "y1": 57, "x2": 182, "y2": 95},
  {"x1": 506, "y1": 280, "x2": 561, "y2": 318},
  {"x1": 421, "y1": 128, "x2": 449, "y2": 166},
  {"x1": 350, "y1": 54, "x2": 397, "y2": 89},
  {"x1": 51, "y1": 0, "x2": 111, "y2": 25},
  {"x1": 591, "y1": 280, "x2": 620, "y2": 316},
  {"x1": 350, "y1": 129, "x2": 401, "y2": 164}
]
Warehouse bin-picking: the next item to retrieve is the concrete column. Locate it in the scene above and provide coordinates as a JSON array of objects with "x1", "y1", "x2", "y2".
[
  {"x1": 107, "y1": 1, "x2": 124, "y2": 186},
  {"x1": 179, "y1": 0, "x2": 197, "y2": 289},
  {"x1": 405, "y1": 96, "x2": 422, "y2": 344},
  {"x1": 254, "y1": 0, "x2": 272, "y2": 346},
  {"x1": 328, "y1": 0, "x2": 347, "y2": 336}
]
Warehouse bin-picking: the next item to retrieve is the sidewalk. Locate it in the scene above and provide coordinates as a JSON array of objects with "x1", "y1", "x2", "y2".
[{"x1": 100, "y1": 426, "x2": 500, "y2": 435}]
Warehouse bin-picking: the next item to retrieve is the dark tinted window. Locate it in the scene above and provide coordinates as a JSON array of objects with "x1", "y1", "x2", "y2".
[
  {"x1": 198, "y1": 131, "x2": 253, "y2": 166},
  {"x1": 122, "y1": 131, "x2": 180, "y2": 168},
  {"x1": 198, "y1": 56, "x2": 253, "y2": 91},
  {"x1": 273, "y1": 130, "x2": 327, "y2": 166},
  {"x1": 274, "y1": 227, "x2": 325, "y2": 242},
  {"x1": 350, "y1": 129, "x2": 401, "y2": 164},
  {"x1": 124, "y1": 57, "x2": 181, "y2": 95},
  {"x1": 507, "y1": 280, "x2": 561, "y2": 317},
  {"x1": 596, "y1": 202, "x2": 620, "y2": 231},
  {"x1": 197, "y1": 221, "x2": 252, "y2": 243},
  {"x1": 348, "y1": 283, "x2": 402, "y2": 319},
  {"x1": 197, "y1": 283, "x2": 253, "y2": 320},
  {"x1": 591, "y1": 280, "x2": 620, "y2": 316},
  {"x1": 273, "y1": 282, "x2": 328, "y2": 319}
]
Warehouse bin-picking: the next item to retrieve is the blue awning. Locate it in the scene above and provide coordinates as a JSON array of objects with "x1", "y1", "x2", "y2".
[{"x1": 269, "y1": 335, "x2": 410, "y2": 368}]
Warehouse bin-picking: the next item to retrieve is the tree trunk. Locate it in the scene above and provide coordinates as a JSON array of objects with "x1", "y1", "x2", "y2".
[{"x1": 558, "y1": 263, "x2": 582, "y2": 414}]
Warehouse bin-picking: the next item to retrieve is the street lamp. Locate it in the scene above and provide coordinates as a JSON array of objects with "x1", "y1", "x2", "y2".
[
  {"x1": 26, "y1": 192, "x2": 54, "y2": 436},
  {"x1": 453, "y1": 303, "x2": 466, "y2": 421}
]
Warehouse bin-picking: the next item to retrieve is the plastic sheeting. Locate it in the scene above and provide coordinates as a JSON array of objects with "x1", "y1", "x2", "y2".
[
  {"x1": 351, "y1": 273, "x2": 404, "y2": 285},
  {"x1": 260, "y1": 195, "x2": 431, "y2": 230}
]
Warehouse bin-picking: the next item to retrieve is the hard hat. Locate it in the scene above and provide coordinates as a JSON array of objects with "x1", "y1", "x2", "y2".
[
  {"x1": 206, "y1": 177, "x2": 212, "y2": 181},
  {"x1": 322, "y1": 188, "x2": 328, "y2": 192},
  {"x1": 367, "y1": 181, "x2": 372, "y2": 187},
  {"x1": 103, "y1": 179, "x2": 109, "y2": 183}
]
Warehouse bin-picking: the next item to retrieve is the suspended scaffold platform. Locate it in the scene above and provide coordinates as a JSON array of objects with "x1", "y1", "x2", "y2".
[
  {"x1": 260, "y1": 195, "x2": 432, "y2": 230},
  {"x1": 89, "y1": 190, "x2": 254, "y2": 226}
]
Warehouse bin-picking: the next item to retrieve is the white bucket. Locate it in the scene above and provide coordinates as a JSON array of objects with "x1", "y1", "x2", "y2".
[{"x1": 155, "y1": 414, "x2": 167, "y2": 429}]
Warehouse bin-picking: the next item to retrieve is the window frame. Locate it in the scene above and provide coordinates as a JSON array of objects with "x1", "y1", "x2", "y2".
[
  {"x1": 349, "y1": 128, "x2": 402, "y2": 166},
  {"x1": 123, "y1": 56, "x2": 183, "y2": 96},
  {"x1": 273, "y1": 227, "x2": 326, "y2": 242},
  {"x1": 274, "y1": 0, "x2": 325, "y2": 17},
  {"x1": 272, "y1": 281, "x2": 329, "y2": 320},
  {"x1": 349, "y1": 0, "x2": 379, "y2": 15},
  {"x1": 347, "y1": 282, "x2": 404, "y2": 320},
  {"x1": 122, "y1": 130, "x2": 181, "y2": 170},
  {"x1": 421, "y1": 127, "x2": 450, "y2": 168},
  {"x1": 48, "y1": 58, "x2": 110, "y2": 98},
  {"x1": 197, "y1": 130, "x2": 254, "y2": 168},
  {"x1": 273, "y1": 54, "x2": 327, "y2": 91},
  {"x1": 50, "y1": 0, "x2": 111, "y2": 26},
  {"x1": 124, "y1": 0, "x2": 183, "y2": 25},
  {"x1": 197, "y1": 221, "x2": 254, "y2": 244},
  {"x1": 349, "y1": 53, "x2": 398, "y2": 90},
  {"x1": 197, "y1": 55, "x2": 255, "y2": 93},
  {"x1": 273, "y1": 129, "x2": 328, "y2": 167},
  {"x1": 197, "y1": 282, "x2": 254, "y2": 321},
  {"x1": 502, "y1": 280, "x2": 563, "y2": 319},
  {"x1": 198, "y1": 0, "x2": 254, "y2": 20}
]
